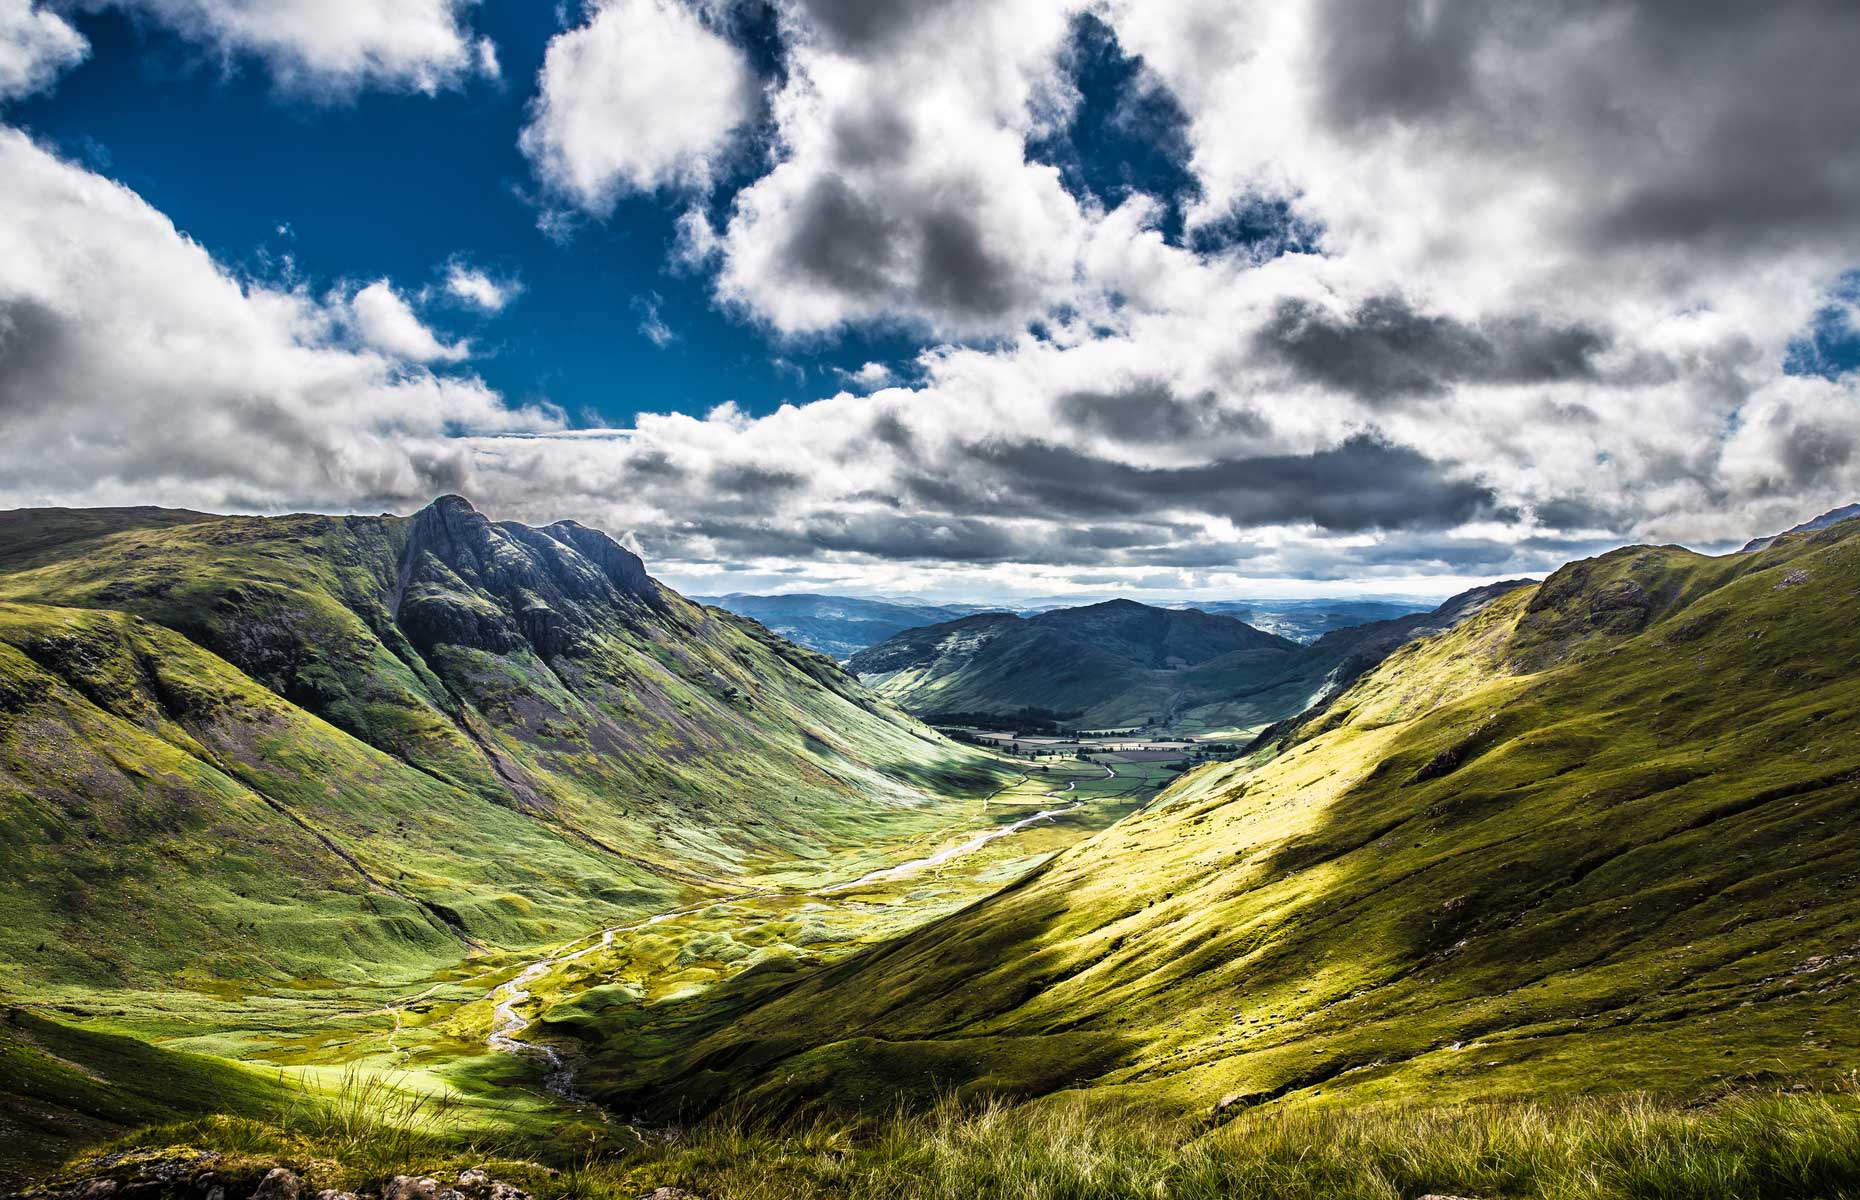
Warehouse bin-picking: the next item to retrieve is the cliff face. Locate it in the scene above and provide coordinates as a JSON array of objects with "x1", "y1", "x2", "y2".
[{"x1": 397, "y1": 495, "x2": 663, "y2": 660}]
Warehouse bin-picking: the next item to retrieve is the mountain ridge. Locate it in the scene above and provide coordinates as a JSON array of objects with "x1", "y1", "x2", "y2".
[
  {"x1": 0, "y1": 497, "x2": 1005, "y2": 990},
  {"x1": 847, "y1": 588, "x2": 1529, "y2": 735}
]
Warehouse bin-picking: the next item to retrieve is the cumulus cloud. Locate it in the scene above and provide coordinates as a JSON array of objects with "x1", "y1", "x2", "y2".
[
  {"x1": 114, "y1": 0, "x2": 494, "y2": 94},
  {"x1": 444, "y1": 263, "x2": 517, "y2": 312},
  {"x1": 0, "y1": 0, "x2": 87, "y2": 99},
  {"x1": 0, "y1": 128, "x2": 555, "y2": 512},
  {"x1": 16, "y1": 0, "x2": 1860, "y2": 601},
  {"x1": 836, "y1": 361, "x2": 894, "y2": 389},
  {"x1": 521, "y1": 0, "x2": 756, "y2": 210},
  {"x1": 707, "y1": 0, "x2": 1089, "y2": 336},
  {"x1": 346, "y1": 280, "x2": 468, "y2": 362}
]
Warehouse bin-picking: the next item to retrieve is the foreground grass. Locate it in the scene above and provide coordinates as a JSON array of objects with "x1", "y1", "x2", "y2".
[{"x1": 81, "y1": 1086, "x2": 1860, "y2": 1200}]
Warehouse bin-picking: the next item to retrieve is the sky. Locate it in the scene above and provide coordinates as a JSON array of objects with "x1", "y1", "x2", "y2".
[{"x1": 1, "y1": 0, "x2": 1858, "y2": 603}]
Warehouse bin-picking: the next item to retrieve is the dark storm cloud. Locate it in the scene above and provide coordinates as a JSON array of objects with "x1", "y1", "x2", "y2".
[
  {"x1": 905, "y1": 433, "x2": 1508, "y2": 533},
  {"x1": 1056, "y1": 381, "x2": 1266, "y2": 443},
  {"x1": 1309, "y1": 0, "x2": 1860, "y2": 255},
  {"x1": 1256, "y1": 295, "x2": 1609, "y2": 401}
]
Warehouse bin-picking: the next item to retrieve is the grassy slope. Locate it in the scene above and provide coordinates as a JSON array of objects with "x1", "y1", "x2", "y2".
[
  {"x1": 0, "y1": 504, "x2": 1007, "y2": 993},
  {"x1": 591, "y1": 524, "x2": 1860, "y2": 1119}
]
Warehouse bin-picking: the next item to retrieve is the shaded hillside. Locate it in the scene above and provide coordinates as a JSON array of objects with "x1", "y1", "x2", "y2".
[
  {"x1": 695, "y1": 592, "x2": 1003, "y2": 659},
  {"x1": 0, "y1": 498, "x2": 1004, "y2": 990},
  {"x1": 848, "y1": 592, "x2": 1523, "y2": 734},
  {"x1": 582, "y1": 521, "x2": 1860, "y2": 1118}
]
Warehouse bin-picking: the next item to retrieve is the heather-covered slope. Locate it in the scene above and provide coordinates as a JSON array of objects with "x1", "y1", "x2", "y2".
[
  {"x1": 0, "y1": 498, "x2": 1004, "y2": 990},
  {"x1": 592, "y1": 522, "x2": 1860, "y2": 1118}
]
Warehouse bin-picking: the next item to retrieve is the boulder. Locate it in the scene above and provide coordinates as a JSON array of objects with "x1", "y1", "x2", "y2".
[
  {"x1": 251, "y1": 1170, "x2": 301, "y2": 1200},
  {"x1": 382, "y1": 1179, "x2": 440, "y2": 1200}
]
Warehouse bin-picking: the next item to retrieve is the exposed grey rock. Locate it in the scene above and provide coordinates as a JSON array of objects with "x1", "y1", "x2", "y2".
[
  {"x1": 251, "y1": 1169, "x2": 301, "y2": 1200},
  {"x1": 313, "y1": 1191, "x2": 359, "y2": 1200},
  {"x1": 382, "y1": 1178, "x2": 439, "y2": 1200},
  {"x1": 452, "y1": 1173, "x2": 491, "y2": 1198},
  {"x1": 640, "y1": 1189, "x2": 707, "y2": 1200}
]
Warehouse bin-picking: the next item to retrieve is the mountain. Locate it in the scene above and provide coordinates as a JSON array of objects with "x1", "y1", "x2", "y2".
[
  {"x1": 0, "y1": 498, "x2": 1002, "y2": 991},
  {"x1": 1740, "y1": 501, "x2": 1860, "y2": 552},
  {"x1": 1166, "y1": 597, "x2": 1435, "y2": 643},
  {"x1": 846, "y1": 592, "x2": 1523, "y2": 734},
  {"x1": 693, "y1": 592, "x2": 1004, "y2": 658},
  {"x1": 578, "y1": 518, "x2": 1860, "y2": 1118}
]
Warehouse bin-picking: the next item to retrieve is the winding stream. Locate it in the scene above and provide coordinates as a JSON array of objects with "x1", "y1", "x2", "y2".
[{"x1": 483, "y1": 764, "x2": 1117, "y2": 1094}]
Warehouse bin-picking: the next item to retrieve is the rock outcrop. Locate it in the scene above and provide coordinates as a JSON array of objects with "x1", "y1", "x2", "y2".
[{"x1": 397, "y1": 495, "x2": 665, "y2": 660}]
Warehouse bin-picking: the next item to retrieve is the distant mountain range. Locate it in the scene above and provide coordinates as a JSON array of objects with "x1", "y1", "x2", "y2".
[
  {"x1": 846, "y1": 588, "x2": 1525, "y2": 735},
  {"x1": 1741, "y1": 502, "x2": 1860, "y2": 552},
  {"x1": 692, "y1": 592, "x2": 1006, "y2": 659},
  {"x1": 701, "y1": 592, "x2": 1436, "y2": 658}
]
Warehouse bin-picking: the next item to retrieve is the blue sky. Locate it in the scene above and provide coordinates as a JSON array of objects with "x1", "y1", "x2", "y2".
[
  {"x1": 3, "y1": 3, "x2": 911, "y2": 426},
  {"x1": 4, "y1": 3, "x2": 1198, "y2": 430},
  {"x1": 2, "y1": 1, "x2": 1858, "y2": 602}
]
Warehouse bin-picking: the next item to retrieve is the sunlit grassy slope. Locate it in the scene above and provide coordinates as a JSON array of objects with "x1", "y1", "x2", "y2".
[
  {"x1": 591, "y1": 522, "x2": 1860, "y2": 1119},
  {"x1": 0, "y1": 499, "x2": 1008, "y2": 993}
]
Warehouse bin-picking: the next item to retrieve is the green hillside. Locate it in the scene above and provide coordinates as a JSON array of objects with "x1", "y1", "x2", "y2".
[
  {"x1": 847, "y1": 589, "x2": 1524, "y2": 734},
  {"x1": 584, "y1": 521, "x2": 1860, "y2": 1119},
  {"x1": 0, "y1": 498, "x2": 1007, "y2": 993}
]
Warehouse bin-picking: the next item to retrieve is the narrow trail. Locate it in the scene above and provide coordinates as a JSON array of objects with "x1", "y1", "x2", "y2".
[{"x1": 482, "y1": 761, "x2": 1120, "y2": 1096}]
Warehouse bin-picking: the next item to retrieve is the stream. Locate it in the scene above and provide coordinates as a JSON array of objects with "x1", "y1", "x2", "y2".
[{"x1": 482, "y1": 764, "x2": 1116, "y2": 1096}]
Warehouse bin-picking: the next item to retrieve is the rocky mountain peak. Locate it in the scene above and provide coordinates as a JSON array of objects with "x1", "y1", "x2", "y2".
[{"x1": 398, "y1": 496, "x2": 664, "y2": 658}]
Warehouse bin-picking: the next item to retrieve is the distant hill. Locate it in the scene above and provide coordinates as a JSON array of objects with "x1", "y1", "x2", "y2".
[
  {"x1": 847, "y1": 591, "x2": 1524, "y2": 734},
  {"x1": 695, "y1": 592, "x2": 1004, "y2": 659},
  {"x1": 0, "y1": 498, "x2": 1003, "y2": 990},
  {"x1": 1741, "y1": 501, "x2": 1860, "y2": 552},
  {"x1": 583, "y1": 518, "x2": 1860, "y2": 1120},
  {"x1": 1165, "y1": 597, "x2": 1434, "y2": 643}
]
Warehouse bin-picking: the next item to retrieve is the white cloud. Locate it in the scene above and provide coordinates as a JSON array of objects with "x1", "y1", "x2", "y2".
[
  {"x1": 837, "y1": 361, "x2": 893, "y2": 389},
  {"x1": 707, "y1": 0, "x2": 1092, "y2": 337},
  {"x1": 634, "y1": 292, "x2": 676, "y2": 347},
  {"x1": 0, "y1": 128, "x2": 555, "y2": 512},
  {"x1": 520, "y1": 0, "x2": 755, "y2": 211},
  {"x1": 102, "y1": 0, "x2": 494, "y2": 95},
  {"x1": 14, "y1": 1, "x2": 1860, "y2": 597},
  {"x1": 346, "y1": 280, "x2": 468, "y2": 362},
  {"x1": 0, "y1": 0, "x2": 87, "y2": 99},
  {"x1": 444, "y1": 263, "x2": 517, "y2": 312}
]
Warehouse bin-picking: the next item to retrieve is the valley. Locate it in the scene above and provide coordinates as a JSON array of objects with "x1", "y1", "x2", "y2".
[{"x1": 6, "y1": 502, "x2": 1860, "y2": 1200}]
